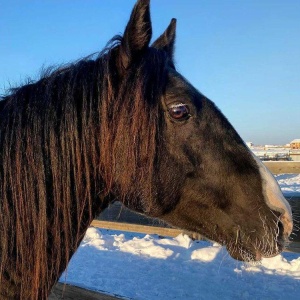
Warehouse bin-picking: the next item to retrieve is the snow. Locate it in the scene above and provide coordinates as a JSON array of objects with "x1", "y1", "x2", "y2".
[
  {"x1": 275, "y1": 174, "x2": 300, "y2": 196},
  {"x1": 61, "y1": 229, "x2": 300, "y2": 300},
  {"x1": 60, "y1": 175, "x2": 300, "y2": 299}
]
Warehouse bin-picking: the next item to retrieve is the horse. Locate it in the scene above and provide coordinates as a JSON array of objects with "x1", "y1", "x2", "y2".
[{"x1": 0, "y1": 0, "x2": 293, "y2": 299}]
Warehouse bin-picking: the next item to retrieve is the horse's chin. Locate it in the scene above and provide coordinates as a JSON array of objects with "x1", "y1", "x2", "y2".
[
  {"x1": 226, "y1": 246, "x2": 260, "y2": 262},
  {"x1": 226, "y1": 242, "x2": 284, "y2": 262}
]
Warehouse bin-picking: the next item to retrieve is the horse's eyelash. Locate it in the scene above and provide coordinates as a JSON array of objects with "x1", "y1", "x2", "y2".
[{"x1": 169, "y1": 103, "x2": 186, "y2": 108}]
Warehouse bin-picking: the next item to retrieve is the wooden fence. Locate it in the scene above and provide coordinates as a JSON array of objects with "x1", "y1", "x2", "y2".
[{"x1": 263, "y1": 161, "x2": 300, "y2": 174}]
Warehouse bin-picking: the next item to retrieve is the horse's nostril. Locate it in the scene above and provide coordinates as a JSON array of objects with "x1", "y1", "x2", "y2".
[
  {"x1": 276, "y1": 220, "x2": 287, "y2": 251},
  {"x1": 278, "y1": 220, "x2": 284, "y2": 238}
]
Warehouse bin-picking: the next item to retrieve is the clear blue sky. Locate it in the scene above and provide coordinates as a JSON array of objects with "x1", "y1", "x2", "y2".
[{"x1": 1, "y1": 0, "x2": 299, "y2": 145}]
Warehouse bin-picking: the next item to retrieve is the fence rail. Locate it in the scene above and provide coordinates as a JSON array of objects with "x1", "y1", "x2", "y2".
[
  {"x1": 91, "y1": 220, "x2": 183, "y2": 237},
  {"x1": 263, "y1": 161, "x2": 300, "y2": 174},
  {"x1": 95, "y1": 198, "x2": 300, "y2": 253}
]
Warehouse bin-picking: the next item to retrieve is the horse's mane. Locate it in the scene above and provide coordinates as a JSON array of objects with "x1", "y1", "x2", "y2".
[{"x1": 0, "y1": 36, "x2": 168, "y2": 298}]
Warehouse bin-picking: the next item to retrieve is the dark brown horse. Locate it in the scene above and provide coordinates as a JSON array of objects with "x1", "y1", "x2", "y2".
[{"x1": 0, "y1": 0, "x2": 293, "y2": 298}]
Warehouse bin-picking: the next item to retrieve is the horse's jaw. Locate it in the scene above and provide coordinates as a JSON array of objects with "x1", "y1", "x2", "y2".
[{"x1": 157, "y1": 172, "x2": 293, "y2": 263}]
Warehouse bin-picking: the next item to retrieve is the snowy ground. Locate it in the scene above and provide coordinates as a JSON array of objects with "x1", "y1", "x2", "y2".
[
  {"x1": 275, "y1": 173, "x2": 300, "y2": 197},
  {"x1": 60, "y1": 174, "x2": 300, "y2": 299}
]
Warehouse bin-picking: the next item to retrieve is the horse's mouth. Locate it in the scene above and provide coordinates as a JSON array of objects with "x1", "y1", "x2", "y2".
[
  {"x1": 222, "y1": 218, "x2": 290, "y2": 262},
  {"x1": 226, "y1": 239, "x2": 285, "y2": 262}
]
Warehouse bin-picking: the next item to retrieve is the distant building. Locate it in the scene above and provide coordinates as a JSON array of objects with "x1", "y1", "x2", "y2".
[
  {"x1": 290, "y1": 139, "x2": 300, "y2": 149},
  {"x1": 264, "y1": 145, "x2": 280, "y2": 150},
  {"x1": 246, "y1": 142, "x2": 253, "y2": 148}
]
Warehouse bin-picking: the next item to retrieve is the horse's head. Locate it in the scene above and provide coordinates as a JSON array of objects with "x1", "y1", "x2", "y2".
[{"x1": 106, "y1": 0, "x2": 293, "y2": 262}]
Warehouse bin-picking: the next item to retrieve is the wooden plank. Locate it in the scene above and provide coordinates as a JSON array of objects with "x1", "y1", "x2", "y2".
[
  {"x1": 91, "y1": 220, "x2": 183, "y2": 237},
  {"x1": 263, "y1": 161, "x2": 300, "y2": 174},
  {"x1": 91, "y1": 220, "x2": 300, "y2": 253},
  {"x1": 49, "y1": 283, "x2": 121, "y2": 300}
]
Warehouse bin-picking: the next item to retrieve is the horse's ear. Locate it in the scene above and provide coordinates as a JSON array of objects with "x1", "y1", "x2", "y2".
[
  {"x1": 152, "y1": 18, "x2": 176, "y2": 62},
  {"x1": 118, "y1": 0, "x2": 152, "y2": 72}
]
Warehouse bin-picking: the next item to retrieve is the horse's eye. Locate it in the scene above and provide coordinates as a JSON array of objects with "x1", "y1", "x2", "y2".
[{"x1": 168, "y1": 103, "x2": 190, "y2": 121}]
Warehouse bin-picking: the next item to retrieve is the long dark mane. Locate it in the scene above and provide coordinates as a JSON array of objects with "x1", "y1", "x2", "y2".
[{"x1": 0, "y1": 36, "x2": 167, "y2": 298}]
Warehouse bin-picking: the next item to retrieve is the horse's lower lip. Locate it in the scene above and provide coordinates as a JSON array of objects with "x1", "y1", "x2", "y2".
[
  {"x1": 250, "y1": 244, "x2": 283, "y2": 260},
  {"x1": 261, "y1": 252, "x2": 278, "y2": 259},
  {"x1": 254, "y1": 251, "x2": 262, "y2": 261},
  {"x1": 250, "y1": 241, "x2": 285, "y2": 260},
  {"x1": 260, "y1": 244, "x2": 284, "y2": 259},
  {"x1": 227, "y1": 241, "x2": 284, "y2": 261}
]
